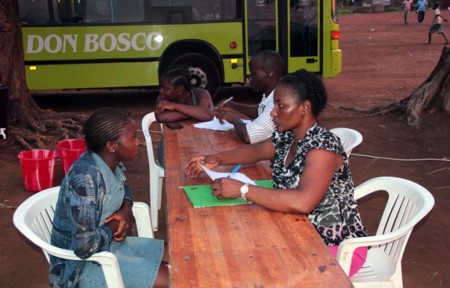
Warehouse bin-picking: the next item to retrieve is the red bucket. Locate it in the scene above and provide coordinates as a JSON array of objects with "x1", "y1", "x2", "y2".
[
  {"x1": 17, "y1": 149, "x2": 58, "y2": 192},
  {"x1": 57, "y1": 139, "x2": 87, "y2": 175}
]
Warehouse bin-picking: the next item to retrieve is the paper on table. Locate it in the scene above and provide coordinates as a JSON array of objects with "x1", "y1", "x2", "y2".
[
  {"x1": 200, "y1": 163, "x2": 256, "y2": 185},
  {"x1": 193, "y1": 117, "x2": 251, "y2": 131}
]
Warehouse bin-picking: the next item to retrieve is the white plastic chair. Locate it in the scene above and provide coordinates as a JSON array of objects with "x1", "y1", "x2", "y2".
[
  {"x1": 13, "y1": 186, "x2": 154, "y2": 288},
  {"x1": 330, "y1": 127, "x2": 363, "y2": 157},
  {"x1": 141, "y1": 112, "x2": 165, "y2": 231},
  {"x1": 335, "y1": 177, "x2": 435, "y2": 288}
]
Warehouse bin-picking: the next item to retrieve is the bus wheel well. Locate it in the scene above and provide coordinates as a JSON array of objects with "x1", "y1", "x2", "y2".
[{"x1": 166, "y1": 53, "x2": 221, "y2": 99}]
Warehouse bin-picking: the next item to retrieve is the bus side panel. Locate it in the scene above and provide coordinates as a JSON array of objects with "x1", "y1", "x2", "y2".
[
  {"x1": 22, "y1": 22, "x2": 244, "y2": 89},
  {"x1": 25, "y1": 62, "x2": 159, "y2": 89},
  {"x1": 320, "y1": 3, "x2": 341, "y2": 77},
  {"x1": 222, "y1": 58, "x2": 245, "y2": 84}
]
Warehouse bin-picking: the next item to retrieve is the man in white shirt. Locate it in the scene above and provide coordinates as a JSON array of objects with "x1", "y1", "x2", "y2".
[{"x1": 215, "y1": 50, "x2": 285, "y2": 143}]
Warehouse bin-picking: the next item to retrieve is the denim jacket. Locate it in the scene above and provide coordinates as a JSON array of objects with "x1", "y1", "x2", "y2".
[{"x1": 49, "y1": 152, "x2": 132, "y2": 288}]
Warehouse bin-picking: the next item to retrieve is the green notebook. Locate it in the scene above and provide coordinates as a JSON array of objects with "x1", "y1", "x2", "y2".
[{"x1": 183, "y1": 180, "x2": 273, "y2": 208}]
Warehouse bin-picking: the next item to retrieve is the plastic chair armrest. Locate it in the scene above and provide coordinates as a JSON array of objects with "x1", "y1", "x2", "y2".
[{"x1": 132, "y1": 202, "x2": 154, "y2": 238}]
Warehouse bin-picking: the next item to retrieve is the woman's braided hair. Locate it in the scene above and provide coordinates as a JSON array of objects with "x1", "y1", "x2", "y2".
[
  {"x1": 83, "y1": 107, "x2": 132, "y2": 154},
  {"x1": 160, "y1": 64, "x2": 192, "y2": 91},
  {"x1": 278, "y1": 69, "x2": 328, "y2": 117}
]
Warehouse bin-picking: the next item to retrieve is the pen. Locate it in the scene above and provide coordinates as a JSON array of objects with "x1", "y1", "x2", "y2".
[
  {"x1": 227, "y1": 164, "x2": 241, "y2": 178},
  {"x1": 221, "y1": 96, "x2": 234, "y2": 105},
  {"x1": 215, "y1": 96, "x2": 234, "y2": 111}
]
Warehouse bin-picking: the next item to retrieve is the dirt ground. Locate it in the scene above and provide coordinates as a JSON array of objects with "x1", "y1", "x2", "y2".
[{"x1": 1, "y1": 11, "x2": 449, "y2": 288}]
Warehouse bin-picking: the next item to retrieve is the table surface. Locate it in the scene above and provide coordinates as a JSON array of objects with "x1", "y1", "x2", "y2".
[{"x1": 163, "y1": 121, "x2": 352, "y2": 287}]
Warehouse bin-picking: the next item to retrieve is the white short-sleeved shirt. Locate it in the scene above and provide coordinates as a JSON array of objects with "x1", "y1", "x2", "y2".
[{"x1": 246, "y1": 90, "x2": 275, "y2": 143}]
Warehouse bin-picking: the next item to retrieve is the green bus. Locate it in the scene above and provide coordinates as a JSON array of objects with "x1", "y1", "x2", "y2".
[{"x1": 19, "y1": 0, "x2": 341, "y2": 97}]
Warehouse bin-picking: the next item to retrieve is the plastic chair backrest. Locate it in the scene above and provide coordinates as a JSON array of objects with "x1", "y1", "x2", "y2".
[
  {"x1": 356, "y1": 176, "x2": 434, "y2": 251},
  {"x1": 141, "y1": 112, "x2": 165, "y2": 231},
  {"x1": 14, "y1": 186, "x2": 60, "y2": 263},
  {"x1": 337, "y1": 177, "x2": 435, "y2": 287},
  {"x1": 13, "y1": 187, "x2": 155, "y2": 288},
  {"x1": 330, "y1": 127, "x2": 363, "y2": 157}
]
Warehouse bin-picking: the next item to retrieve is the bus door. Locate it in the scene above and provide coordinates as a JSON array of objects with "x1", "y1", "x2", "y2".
[
  {"x1": 245, "y1": 0, "x2": 277, "y2": 59},
  {"x1": 287, "y1": 0, "x2": 320, "y2": 73},
  {"x1": 245, "y1": 0, "x2": 320, "y2": 73}
]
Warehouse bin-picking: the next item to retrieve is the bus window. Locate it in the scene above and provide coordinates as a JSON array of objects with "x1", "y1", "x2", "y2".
[
  {"x1": 84, "y1": 0, "x2": 144, "y2": 23},
  {"x1": 148, "y1": 1, "x2": 237, "y2": 22},
  {"x1": 114, "y1": 0, "x2": 145, "y2": 22},
  {"x1": 19, "y1": 0, "x2": 49, "y2": 25},
  {"x1": 53, "y1": 0, "x2": 84, "y2": 24},
  {"x1": 290, "y1": 0, "x2": 318, "y2": 57}
]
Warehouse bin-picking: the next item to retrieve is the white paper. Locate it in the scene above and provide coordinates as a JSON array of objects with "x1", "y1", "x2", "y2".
[
  {"x1": 193, "y1": 117, "x2": 251, "y2": 131},
  {"x1": 200, "y1": 164, "x2": 256, "y2": 185}
]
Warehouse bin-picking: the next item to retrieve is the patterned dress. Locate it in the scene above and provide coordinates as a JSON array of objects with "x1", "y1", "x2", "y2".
[{"x1": 271, "y1": 123, "x2": 368, "y2": 245}]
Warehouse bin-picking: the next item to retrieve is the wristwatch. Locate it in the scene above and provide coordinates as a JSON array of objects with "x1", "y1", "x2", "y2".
[{"x1": 240, "y1": 183, "x2": 250, "y2": 201}]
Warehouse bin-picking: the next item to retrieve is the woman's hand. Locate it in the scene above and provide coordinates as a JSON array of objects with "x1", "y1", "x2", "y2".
[
  {"x1": 186, "y1": 155, "x2": 220, "y2": 178},
  {"x1": 104, "y1": 200, "x2": 134, "y2": 242},
  {"x1": 211, "y1": 178, "x2": 243, "y2": 199}
]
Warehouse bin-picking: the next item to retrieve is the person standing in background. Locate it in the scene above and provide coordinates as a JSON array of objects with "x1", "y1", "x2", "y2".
[
  {"x1": 426, "y1": 3, "x2": 449, "y2": 45},
  {"x1": 416, "y1": 0, "x2": 428, "y2": 24},
  {"x1": 403, "y1": 0, "x2": 412, "y2": 24}
]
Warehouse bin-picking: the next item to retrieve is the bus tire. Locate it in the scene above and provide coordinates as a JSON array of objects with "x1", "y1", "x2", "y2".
[{"x1": 169, "y1": 53, "x2": 220, "y2": 99}]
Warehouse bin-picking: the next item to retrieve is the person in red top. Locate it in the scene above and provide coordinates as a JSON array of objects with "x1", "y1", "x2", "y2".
[{"x1": 403, "y1": 0, "x2": 412, "y2": 24}]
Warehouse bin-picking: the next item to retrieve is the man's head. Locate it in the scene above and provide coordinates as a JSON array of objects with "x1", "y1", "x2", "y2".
[{"x1": 248, "y1": 50, "x2": 285, "y2": 94}]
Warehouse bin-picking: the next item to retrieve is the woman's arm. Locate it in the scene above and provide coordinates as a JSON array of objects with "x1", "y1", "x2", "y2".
[
  {"x1": 186, "y1": 138, "x2": 275, "y2": 178},
  {"x1": 156, "y1": 89, "x2": 214, "y2": 122},
  {"x1": 69, "y1": 173, "x2": 112, "y2": 259},
  {"x1": 104, "y1": 181, "x2": 134, "y2": 242},
  {"x1": 212, "y1": 149, "x2": 343, "y2": 214}
]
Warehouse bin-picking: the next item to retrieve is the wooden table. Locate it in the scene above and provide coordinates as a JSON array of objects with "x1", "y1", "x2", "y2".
[{"x1": 164, "y1": 121, "x2": 352, "y2": 287}]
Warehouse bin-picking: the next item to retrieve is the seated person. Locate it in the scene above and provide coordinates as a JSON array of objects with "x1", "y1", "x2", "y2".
[
  {"x1": 187, "y1": 69, "x2": 368, "y2": 276},
  {"x1": 50, "y1": 107, "x2": 169, "y2": 287},
  {"x1": 155, "y1": 64, "x2": 214, "y2": 167},
  {"x1": 155, "y1": 64, "x2": 214, "y2": 123},
  {"x1": 214, "y1": 50, "x2": 285, "y2": 143}
]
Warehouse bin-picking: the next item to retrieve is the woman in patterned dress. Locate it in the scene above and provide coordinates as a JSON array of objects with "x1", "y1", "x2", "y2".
[{"x1": 186, "y1": 69, "x2": 368, "y2": 275}]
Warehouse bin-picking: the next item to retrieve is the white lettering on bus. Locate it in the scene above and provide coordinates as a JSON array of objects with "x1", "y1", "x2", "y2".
[
  {"x1": 26, "y1": 32, "x2": 163, "y2": 54},
  {"x1": 27, "y1": 35, "x2": 44, "y2": 53},
  {"x1": 84, "y1": 34, "x2": 99, "y2": 52},
  {"x1": 27, "y1": 34, "x2": 78, "y2": 53},
  {"x1": 99, "y1": 33, "x2": 116, "y2": 52},
  {"x1": 63, "y1": 35, "x2": 78, "y2": 52},
  {"x1": 146, "y1": 32, "x2": 163, "y2": 50},
  {"x1": 132, "y1": 33, "x2": 146, "y2": 51},
  {"x1": 117, "y1": 33, "x2": 131, "y2": 51},
  {"x1": 45, "y1": 35, "x2": 62, "y2": 53}
]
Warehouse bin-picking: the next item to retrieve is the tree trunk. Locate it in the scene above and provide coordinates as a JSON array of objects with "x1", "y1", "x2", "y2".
[
  {"x1": 369, "y1": 45, "x2": 450, "y2": 128},
  {"x1": 0, "y1": 0, "x2": 86, "y2": 150},
  {"x1": 0, "y1": 0, "x2": 39, "y2": 124}
]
